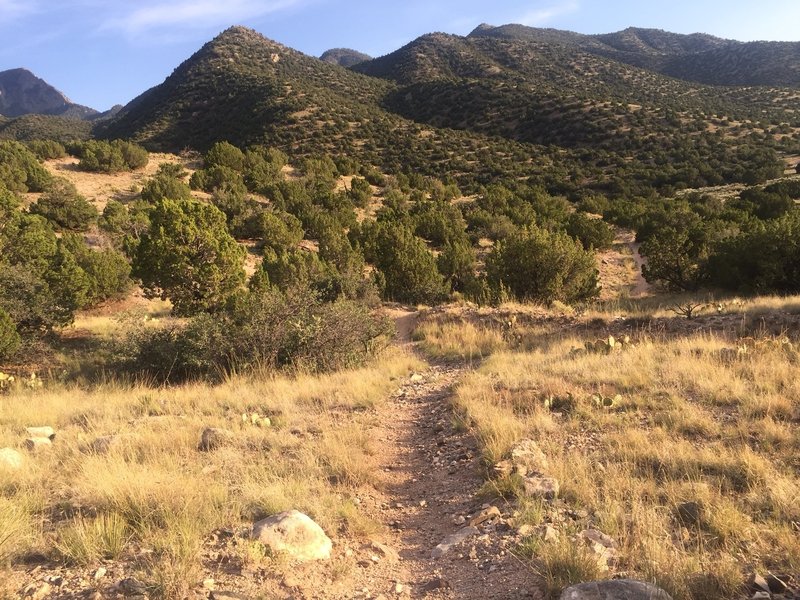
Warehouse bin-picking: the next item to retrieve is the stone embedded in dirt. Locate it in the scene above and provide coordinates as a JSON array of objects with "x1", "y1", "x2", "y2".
[
  {"x1": 493, "y1": 459, "x2": 514, "y2": 477},
  {"x1": 538, "y1": 524, "x2": 560, "y2": 542},
  {"x1": 23, "y1": 437, "x2": 53, "y2": 452},
  {"x1": 579, "y1": 528, "x2": 617, "y2": 549},
  {"x1": 367, "y1": 540, "x2": 399, "y2": 561},
  {"x1": 115, "y1": 577, "x2": 148, "y2": 596},
  {"x1": 410, "y1": 373, "x2": 424, "y2": 382},
  {"x1": 523, "y1": 474, "x2": 559, "y2": 500},
  {"x1": 751, "y1": 574, "x2": 771, "y2": 593},
  {"x1": 510, "y1": 439, "x2": 549, "y2": 477},
  {"x1": 580, "y1": 528, "x2": 618, "y2": 571},
  {"x1": 0, "y1": 447, "x2": 23, "y2": 469},
  {"x1": 198, "y1": 427, "x2": 234, "y2": 452},
  {"x1": 431, "y1": 526, "x2": 480, "y2": 558},
  {"x1": 470, "y1": 505, "x2": 501, "y2": 526},
  {"x1": 252, "y1": 510, "x2": 332, "y2": 561},
  {"x1": 559, "y1": 579, "x2": 673, "y2": 600},
  {"x1": 25, "y1": 426, "x2": 55, "y2": 440},
  {"x1": 22, "y1": 582, "x2": 52, "y2": 600},
  {"x1": 751, "y1": 593, "x2": 771, "y2": 600},
  {"x1": 93, "y1": 567, "x2": 107, "y2": 580}
]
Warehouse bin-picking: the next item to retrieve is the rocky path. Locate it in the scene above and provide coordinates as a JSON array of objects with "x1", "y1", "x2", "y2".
[
  {"x1": 327, "y1": 309, "x2": 541, "y2": 599},
  {"x1": 351, "y1": 360, "x2": 541, "y2": 599}
]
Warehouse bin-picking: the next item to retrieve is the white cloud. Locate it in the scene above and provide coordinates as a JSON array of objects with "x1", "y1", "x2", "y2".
[
  {"x1": 99, "y1": 0, "x2": 310, "y2": 36},
  {"x1": 517, "y1": 0, "x2": 579, "y2": 27},
  {"x1": 0, "y1": 0, "x2": 39, "y2": 20}
]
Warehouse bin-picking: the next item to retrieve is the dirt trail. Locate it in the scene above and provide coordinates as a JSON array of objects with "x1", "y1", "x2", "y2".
[
  {"x1": 627, "y1": 240, "x2": 650, "y2": 298},
  {"x1": 325, "y1": 310, "x2": 540, "y2": 599}
]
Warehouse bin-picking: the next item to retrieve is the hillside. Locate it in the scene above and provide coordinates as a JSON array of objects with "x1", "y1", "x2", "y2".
[
  {"x1": 469, "y1": 24, "x2": 800, "y2": 87},
  {"x1": 100, "y1": 25, "x2": 799, "y2": 198},
  {"x1": 98, "y1": 26, "x2": 394, "y2": 152},
  {"x1": 320, "y1": 48, "x2": 372, "y2": 67},
  {"x1": 0, "y1": 68, "x2": 98, "y2": 118}
]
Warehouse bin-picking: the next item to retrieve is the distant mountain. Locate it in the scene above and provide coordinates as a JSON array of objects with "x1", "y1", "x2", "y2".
[
  {"x1": 320, "y1": 48, "x2": 372, "y2": 67},
  {"x1": 98, "y1": 25, "x2": 797, "y2": 197},
  {"x1": 468, "y1": 24, "x2": 800, "y2": 87},
  {"x1": 0, "y1": 68, "x2": 98, "y2": 119},
  {"x1": 98, "y1": 26, "x2": 397, "y2": 152}
]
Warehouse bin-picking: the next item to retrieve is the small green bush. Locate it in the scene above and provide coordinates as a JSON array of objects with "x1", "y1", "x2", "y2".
[
  {"x1": 486, "y1": 225, "x2": 599, "y2": 303},
  {"x1": 29, "y1": 177, "x2": 97, "y2": 232},
  {"x1": 0, "y1": 308, "x2": 20, "y2": 361}
]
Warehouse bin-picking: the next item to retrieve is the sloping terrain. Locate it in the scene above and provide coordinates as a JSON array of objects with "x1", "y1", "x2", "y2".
[
  {"x1": 320, "y1": 48, "x2": 372, "y2": 67},
  {"x1": 0, "y1": 68, "x2": 98, "y2": 118},
  {"x1": 470, "y1": 24, "x2": 800, "y2": 87}
]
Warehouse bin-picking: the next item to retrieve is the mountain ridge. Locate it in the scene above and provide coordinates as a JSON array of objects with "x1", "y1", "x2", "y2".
[{"x1": 0, "y1": 68, "x2": 98, "y2": 119}]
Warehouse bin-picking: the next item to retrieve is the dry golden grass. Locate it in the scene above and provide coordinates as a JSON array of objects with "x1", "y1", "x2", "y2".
[
  {"x1": 0, "y1": 348, "x2": 422, "y2": 598},
  {"x1": 413, "y1": 320, "x2": 508, "y2": 361},
  {"x1": 449, "y1": 323, "x2": 800, "y2": 599}
]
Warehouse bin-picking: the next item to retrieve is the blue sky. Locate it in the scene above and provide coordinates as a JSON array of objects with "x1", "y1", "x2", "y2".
[{"x1": 1, "y1": 0, "x2": 798, "y2": 111}]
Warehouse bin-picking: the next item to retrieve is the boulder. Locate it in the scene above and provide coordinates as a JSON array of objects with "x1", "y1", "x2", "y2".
[
  {"x1": 523, "y1": 475, "x2": 559, "y2": 500},
  {"x1": 198, "y1": 427, "x2": 234, "y2": 452},
  {"x1": 25, "y1": 426, "x2": 55, "y2": 441},
  {"x1": 579, "y1": 529, "x2": 618, "y2": 571},
  {"x1": 252, "y1": 510, "x2": 332, "y2": 561},
  {"x1": 0, "y1": 447, "x2": 23, "y2": 470},
  {"x1": 23, "y1": 437, "x2": 52, "y2": 452},
  {"x1": 559, "y1": 579, "x2": 673, "y2": 600},
  {"x1": 510, "y1": 439, "x2": 549, "y2": 476}
]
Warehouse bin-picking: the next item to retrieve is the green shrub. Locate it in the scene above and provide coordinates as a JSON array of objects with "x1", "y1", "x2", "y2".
[
  {"x1": 486, "y1": 225, "x2": 599, "y2": 303},
  {"x1": 566, "y1": 212, "x2": 615, "y2": 250},
  {"x1": 133, "y1": 198, "x2": 246, "y2": 316},
  {"x1": 26, "y1": 139, "x2": 66, "y2": 160},
  {"x1": 361, "y1": 222, "x2": 448, "y2": 305},
  {"x1": 140, "y1": 173, "x2": 192, "y2": 203},
  {"x1": 113, "y1": 283, "x2": 393, "y2": 383},
  {"x1": 0, "y1": 308, "x2": 20, "y2": 361},
  {"x1": 204, "y1": 141, "x2": 245, "y2": 171},
  {"x1": 29, "y1": 177, "x2": 97, "y2": 232},
  {"x1": 0, "y1": 140, "x2": 52, "y2": 192},
  {"x1": 76, "y1": 140, "x2": 148, "y2": 173}
]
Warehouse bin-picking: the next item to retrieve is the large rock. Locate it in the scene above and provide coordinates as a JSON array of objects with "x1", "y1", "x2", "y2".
[
  {"x1": 23, "y1": 437, "x2": 52, "y2": 452},
  {"x1": 510, "y1": 439, "x2": 549, "y2": 476},
  {"x1": 25, "y1": 426, "x2": 55, "y2": 440},
  {"x1": 559, "y1": 580, "x2": 673, "y2": 600},
  {"x1": 198, "y1": 427, "x2": 234, "y2": 452},
  {"x1": 523, "y1": 474, "x2": 560, "y2": 500},
  {"x1": 0, "y1": 447, "x2": 23, "y2": 470},
  {"x1": 252, "y1": 510, "x2": 332, "y2": 561}
]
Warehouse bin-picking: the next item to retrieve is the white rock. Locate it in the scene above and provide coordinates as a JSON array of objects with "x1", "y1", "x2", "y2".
[
  {"x1": 510, "y1": 439, "x2": 549, "y2": 476},
  {"x1": 0, "y1": 447, "x2": 23, "y2": 470},
  {"x1": 252, "y1": 510, "x2": 332, "y2": 561},
  {"x1": 523, "y1": 474, "x2": 559, "y2": 499},
  {"x1": 23, "y1": 437, "x2": 52, "y2": 452},
  {"x1": 25, "y1": 426, "x2": 55, "y2": 440}
]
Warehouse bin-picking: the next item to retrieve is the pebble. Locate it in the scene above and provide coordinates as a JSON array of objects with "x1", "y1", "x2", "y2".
[{"x1": 93, "y1": 567, "x2": 107, "y2": 580}]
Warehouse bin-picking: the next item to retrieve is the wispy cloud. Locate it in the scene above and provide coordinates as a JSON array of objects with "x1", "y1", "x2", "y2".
[
  {"x1": 0, "y1": 0, "x2": 39, "y2": 21},
  {"x1": 99, "y1": 0, "x2": 311, "y2": 37},
  {"x1": 517, "y1": 0, "x2": 579, "y2": 27}
]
